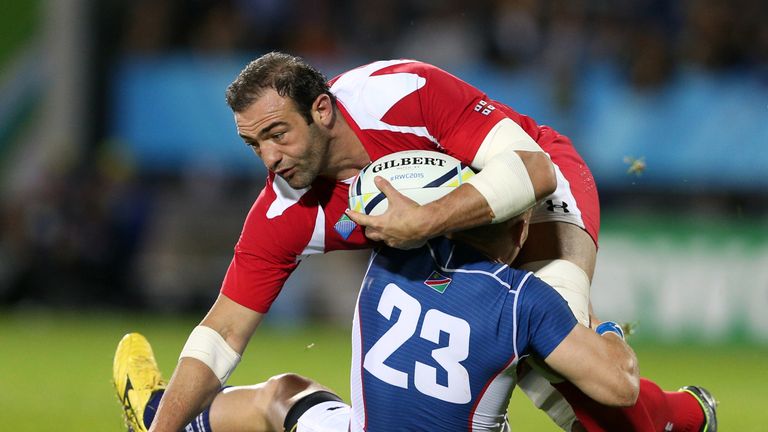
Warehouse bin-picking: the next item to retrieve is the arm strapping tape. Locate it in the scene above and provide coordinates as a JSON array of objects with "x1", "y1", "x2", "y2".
[
  {"x1": 180, "y1": 325, "x2": 241, "y2": 385},
  {"x1": 472, "y1": 118, "x2": 544, "y2": 160},
  {"x1": 466, "y1": 118, "x2": 541, "y2": 222},
  {"x1": 466, "y1": 150, "x2": 536, "y2": 222}
]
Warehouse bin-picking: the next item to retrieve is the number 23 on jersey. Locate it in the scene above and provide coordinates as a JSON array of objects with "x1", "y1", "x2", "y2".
[{"x1": 363, "y1": 283, "x2": 472, "y2": 404}]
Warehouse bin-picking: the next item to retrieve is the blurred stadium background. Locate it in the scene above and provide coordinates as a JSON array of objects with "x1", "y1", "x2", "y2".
[{"x1": 1, "y1": 0, "x2": 767, "y2": 430}]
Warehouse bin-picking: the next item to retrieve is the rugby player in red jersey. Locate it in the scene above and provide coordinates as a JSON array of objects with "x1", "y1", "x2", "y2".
[{"x1": 115, "y1": 52, "x2": 715, "y2": 432}]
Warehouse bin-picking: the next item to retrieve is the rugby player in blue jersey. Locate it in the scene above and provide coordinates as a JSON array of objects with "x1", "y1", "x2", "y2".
[{"x1": 116, "y1": 210, "x2": 716, "y2": 431}]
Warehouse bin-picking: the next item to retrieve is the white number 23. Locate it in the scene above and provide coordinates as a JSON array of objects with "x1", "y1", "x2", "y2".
[{"x1": 363, "y1": 283, "x2": 471, "y2": 404}]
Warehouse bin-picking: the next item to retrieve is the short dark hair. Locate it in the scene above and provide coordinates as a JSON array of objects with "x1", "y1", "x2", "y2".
[{"x1": 225, "y1": 52, "x2": 335, "y2": 123}]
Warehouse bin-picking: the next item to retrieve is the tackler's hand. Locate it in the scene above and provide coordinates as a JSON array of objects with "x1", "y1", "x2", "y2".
[{"x1": 345, "y1": 176, "x2": 431, "y2": 250}]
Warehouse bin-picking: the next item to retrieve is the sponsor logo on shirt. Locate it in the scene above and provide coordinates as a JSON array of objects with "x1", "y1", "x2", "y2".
[{"x1": 546, "y1": 200, "x2": 570, "y2": 213}]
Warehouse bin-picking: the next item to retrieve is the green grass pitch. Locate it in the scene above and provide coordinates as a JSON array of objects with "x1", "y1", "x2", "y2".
[{"x1": 1, "y1": 310, "x2": 766, "y2": 430}]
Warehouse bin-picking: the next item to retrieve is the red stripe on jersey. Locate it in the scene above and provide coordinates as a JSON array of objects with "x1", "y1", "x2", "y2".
[{"x1": 468, "y1": 354, "x2": 518, "y2": 432}]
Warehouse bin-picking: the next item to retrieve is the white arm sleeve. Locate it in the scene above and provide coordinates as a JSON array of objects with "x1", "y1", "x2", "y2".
[
  {"x1": 180, "y1": 325, "x2": 241, "y2": 385},
  {"x1": 465, "y1": 118, "x2": 546, "y2": 222}
]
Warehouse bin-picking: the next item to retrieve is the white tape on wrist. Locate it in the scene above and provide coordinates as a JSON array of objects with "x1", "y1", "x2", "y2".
[
  {"x1": 180, "y1": 326, "x2": 241, "y2": 385},
  {"x1": 466, "y1": 149, "x2": 536, "y2": 222}
]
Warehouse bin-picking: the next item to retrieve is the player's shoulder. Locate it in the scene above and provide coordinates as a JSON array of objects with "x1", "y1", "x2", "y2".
[
  {"x1": 254, "y1": 172, "x2": 314, "y2": 209},
  {"x1": 239, "y1": 174, "x2": 352, "y2": 255},
  {"x1": 244, "y1": 173, "x2": 328, "y2": 234},
  {"x1": 429, "y1": 238, "x2": 524, "y2": 286},
  {"x1": 329, "y1": 59, "x2": 452, "y2": 91},
  {"x1": 512, "y1": 271, "x2": 552, "y2": 293},
  {"x1": 515, "y1": 271, "x2": 570, "y2": 314}
]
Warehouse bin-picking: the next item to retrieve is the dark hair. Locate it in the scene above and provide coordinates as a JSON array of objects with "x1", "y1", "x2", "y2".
[{"x1": 225, "y1": 52, "x2": 335, "y2": 123}]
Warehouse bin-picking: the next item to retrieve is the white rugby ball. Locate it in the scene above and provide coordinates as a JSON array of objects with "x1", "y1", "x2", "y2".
[{"x1": 348, "y1": 150, "x2": 475, "y2": 216}]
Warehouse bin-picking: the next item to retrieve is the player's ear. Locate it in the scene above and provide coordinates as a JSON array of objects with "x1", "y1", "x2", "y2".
[
  {"x1": 312, "y1": 93, "x2": 334, "y2": 127},
  {"x1": 511, "y1": 209, "x2": 533, "y2": 247}
]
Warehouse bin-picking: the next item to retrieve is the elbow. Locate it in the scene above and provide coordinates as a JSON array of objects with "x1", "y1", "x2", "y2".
[
  {"x1": 541, "y1": 158, "x2": 557, "y2": 198},
  {"x1": 623, "y1": 354, "x2": 641, "y2": 405},
  {"x1": 626, "y1": 377, "x2": 640, "y2": 406},
  {"x1": 624, "y1": 351, "x2": 640, "y2": 406},
  {"x1": 600, "y1": 377, "x2": 639, "y2": 407},
  {"x1": 613, "y1": 374, "x2": 640, "y2": 407},
  {"x1": 614, "y1": 379, "x2": 640, "y2": 407},
  {"x1": 527, "y1": 151, "x2": 557, "y2": 200}
]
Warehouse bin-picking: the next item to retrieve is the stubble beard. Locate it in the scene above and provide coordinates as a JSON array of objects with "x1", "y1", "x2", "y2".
[{"x1": 286, "y1": 123, "x2": 329, "y2": 189}]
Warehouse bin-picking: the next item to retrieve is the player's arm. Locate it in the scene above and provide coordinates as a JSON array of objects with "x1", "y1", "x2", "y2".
[
  {"x1": 544, "y1": 322, "x2": 640, "y2": 407},
  {"x1": 347, "y1": 120, "x2": 556, "y2": 249},
  {"x1": 521, "y1": 277, "x2": 638, "y2": 407},
  {"x1": 149, "y1": 294, "x2": 263, "y2": 432}
]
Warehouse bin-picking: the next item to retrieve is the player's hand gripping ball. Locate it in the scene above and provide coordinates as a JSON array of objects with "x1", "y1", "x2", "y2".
[{"x1": 348, "y1": 150, "x2": 475, "y2": 215}]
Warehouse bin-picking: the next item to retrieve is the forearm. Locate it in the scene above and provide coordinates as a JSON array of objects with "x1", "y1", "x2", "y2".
[
  {"x1": 150, "y1": 294, "x2": 263, "y2": 431},
  {"x1": 345, "y1": 143, "x2": 555, "y2": 249},
  {"x1": 466, "y1": 117, "x2": 557, "y2": 223},
  {"x1": 149, "y1": 358, "x2": 222, "y2": 431},
  {"x1": 465, "y1": 150, "x2": 554, "y2": 223},
  {"x1": 546, "y1": 323, "x2": 639, "y2": 407},
  {"x1": 580, "y1": 332, "x2": 640, "y2": 407},
  {"x1": 417, "y1": 149, "x2": 555, "y2": 237},
  {"x1": 417, "y1": 182, "x2": 494, "y2": 238}
]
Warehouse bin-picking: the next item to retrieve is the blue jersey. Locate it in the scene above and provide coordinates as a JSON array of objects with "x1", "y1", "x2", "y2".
[{"x1": 349, "y1": 238, "x2": 578, "y2": 432}]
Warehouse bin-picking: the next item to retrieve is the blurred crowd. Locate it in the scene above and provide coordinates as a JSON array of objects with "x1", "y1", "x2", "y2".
[
  {"x1": 0, "y1": 148, "x2": 152, "y2": 308},
  {"x1": 118, "y1": 0, "x2": 767, "y2": 88},
  {"x1": 1, "y1": 0, "x2": 766, "y2": 310}
]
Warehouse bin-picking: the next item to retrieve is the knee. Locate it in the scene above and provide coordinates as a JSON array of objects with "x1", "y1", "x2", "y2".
[
  {"x1": 259, "y1": 373, "x2": 334, "y2": 430},
  {"x1": 263, "y1": 373, "x2": 316, "y2": 404}
]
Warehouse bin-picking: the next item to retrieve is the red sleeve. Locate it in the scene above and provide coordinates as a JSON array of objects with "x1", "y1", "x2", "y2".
[
  {"x1": 220, "y1": 175, "x2": 318, "y2": 312},
  {"x1": 414, "y1": 64, "x2": 511, "y2": 163}
]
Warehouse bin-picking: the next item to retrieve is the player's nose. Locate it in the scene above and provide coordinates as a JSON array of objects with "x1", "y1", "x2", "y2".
[{"x1": 260, "y1": 143, "x2": 282, "y2": 172}]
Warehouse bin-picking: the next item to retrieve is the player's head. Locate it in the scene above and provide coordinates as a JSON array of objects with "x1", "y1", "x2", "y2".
[
  {"x1": 226, "y1": 52, "x2": 337, "y2": 188},
  {"x1": 449, "y1": 209, "x2": 533, "y2": 265},
  {"x1": 225, "y1": 52, "x2": 336, "y2": 123}
]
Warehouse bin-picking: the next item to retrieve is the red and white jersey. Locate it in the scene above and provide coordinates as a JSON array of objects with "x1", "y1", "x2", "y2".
[{"x1": 221, "y1": 60, "x2": 598, "y2": 312}]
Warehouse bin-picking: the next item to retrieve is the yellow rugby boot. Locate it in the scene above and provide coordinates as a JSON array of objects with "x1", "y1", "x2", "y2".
[{"x1": 113, "y1": 333, "x2": 167, "y2": 432}]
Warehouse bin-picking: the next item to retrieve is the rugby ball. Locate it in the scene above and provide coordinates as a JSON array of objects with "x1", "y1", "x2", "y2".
[{"x1": 348, "y1": 150, "x2": 475, "y2": 216}]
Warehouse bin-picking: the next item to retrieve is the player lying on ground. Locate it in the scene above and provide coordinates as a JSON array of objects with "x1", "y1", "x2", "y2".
[
  {"x1": 144, "y1": 52, "x2": 713, "y2": 431},
  {"x1": 114, "y1": 213, "x2": 717, "y2": 432}
]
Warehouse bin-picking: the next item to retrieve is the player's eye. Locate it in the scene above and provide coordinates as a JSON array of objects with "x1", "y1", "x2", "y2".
[
  {"x1": 245, "y1": 140, "x2": 260, "y2": 152},
  {"x1": 272, "y1": 132, "x2": 285, "y2": 141}
]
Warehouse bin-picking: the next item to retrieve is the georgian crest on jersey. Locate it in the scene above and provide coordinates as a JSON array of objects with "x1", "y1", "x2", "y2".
[{"x1": 424, "y1": 271, "x2": 452, "y2": 293}]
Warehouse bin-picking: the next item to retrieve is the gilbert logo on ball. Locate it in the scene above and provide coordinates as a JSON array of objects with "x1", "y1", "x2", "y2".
[{"x1": 348, "y1": 150, "x2": 475, "y2": 216}]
